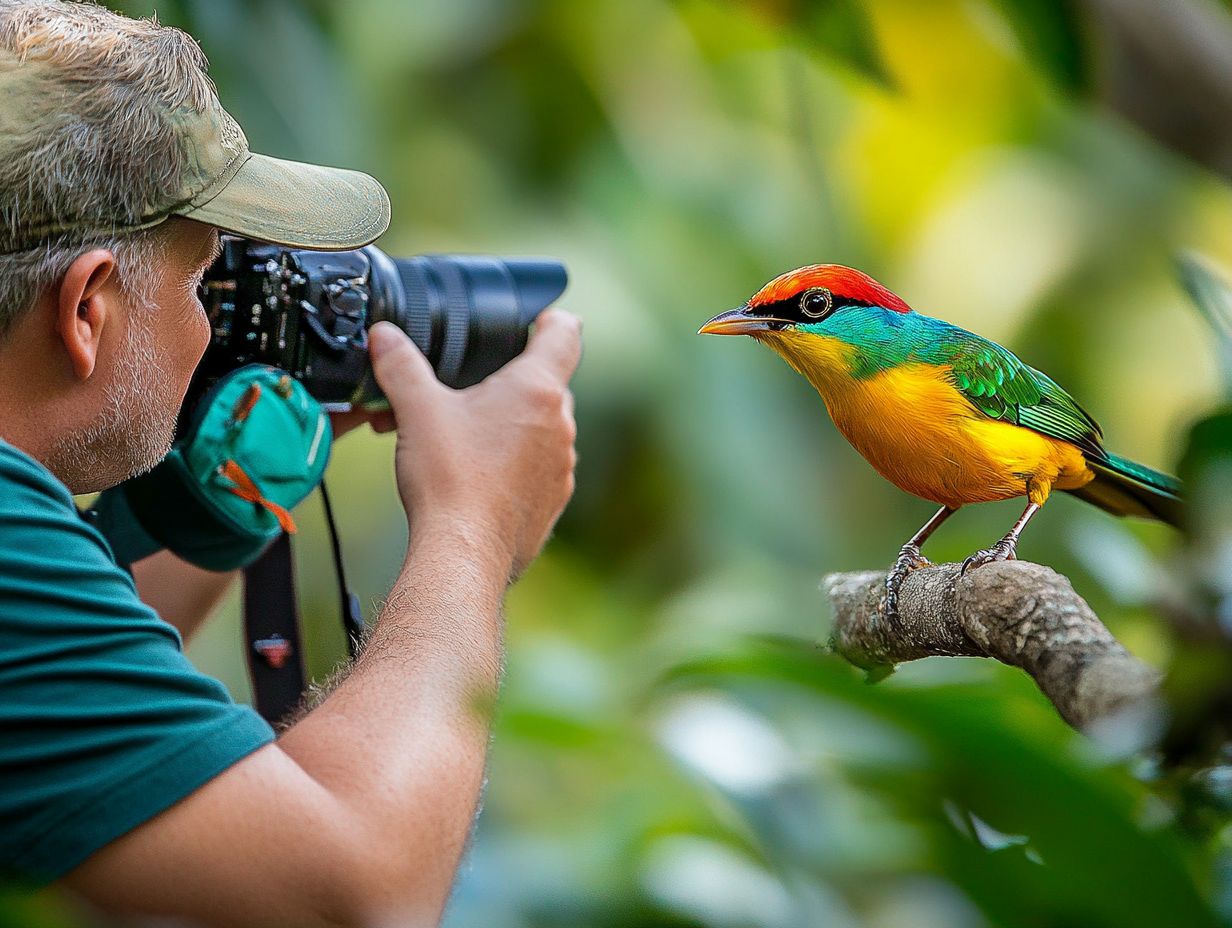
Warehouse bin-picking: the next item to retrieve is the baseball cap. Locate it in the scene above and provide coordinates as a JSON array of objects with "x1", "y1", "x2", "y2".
[{"x1": 0, "y1": 51, "x2": 391, "y2": 254}]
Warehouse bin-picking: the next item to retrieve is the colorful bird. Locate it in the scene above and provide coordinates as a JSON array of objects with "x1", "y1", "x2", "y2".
[{"x1": 700, "y1": 265, "x2": 1182, "y2": 613}]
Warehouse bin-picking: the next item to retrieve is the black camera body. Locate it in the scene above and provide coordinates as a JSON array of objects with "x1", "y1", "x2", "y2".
[{"x1": 195, "y1": 236, "x2": 568, "y2": 407}]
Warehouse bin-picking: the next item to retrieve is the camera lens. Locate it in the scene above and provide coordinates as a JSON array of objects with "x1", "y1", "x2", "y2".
[
  {"x1": 364, "y1": 248, "x2": 567, "y2": 393},
  {"x1": 194, "y1": 238, "x2": 567, "y2": 408}
]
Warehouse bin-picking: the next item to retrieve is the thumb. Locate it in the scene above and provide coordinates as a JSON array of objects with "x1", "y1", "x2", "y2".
[{"x1": 368, "y1": 321, "x2": 437, "y2": 409}]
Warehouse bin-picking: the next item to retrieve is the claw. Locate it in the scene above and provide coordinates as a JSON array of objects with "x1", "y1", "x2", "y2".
[
  {"x1": 960, "y1": 537, "x2": 1018, "y2": 575},
  {"x1": 885, "y1": 543, "x2": 932, "y2": 617}
]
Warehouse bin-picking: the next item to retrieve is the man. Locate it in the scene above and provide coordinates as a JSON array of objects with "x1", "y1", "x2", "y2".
[{"x1": 0, "y1": 2, "x2": 581, "y2": 926}]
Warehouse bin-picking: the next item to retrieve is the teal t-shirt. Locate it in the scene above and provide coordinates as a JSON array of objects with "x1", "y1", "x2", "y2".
[{"x1": 0, "y1": 439, "x2": 275, "y2": 884}]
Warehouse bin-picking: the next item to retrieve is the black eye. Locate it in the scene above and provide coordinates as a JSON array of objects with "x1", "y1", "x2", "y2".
[{"x1": 800, "y1": 287, "x2": 833, "y2": 319}]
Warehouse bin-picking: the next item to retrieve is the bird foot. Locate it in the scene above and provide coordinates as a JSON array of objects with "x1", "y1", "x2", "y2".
[
  {"x1": 885, "y1": 543, "x2": 931, "y2": 617},
  {"x1": 961, "y1": 537, "x2": 1018, "y2": 575}
]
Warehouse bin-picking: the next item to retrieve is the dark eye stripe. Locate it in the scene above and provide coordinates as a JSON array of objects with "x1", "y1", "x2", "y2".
[{"x1": 749, "y1": 292, "x2": 875, "y2": 324}]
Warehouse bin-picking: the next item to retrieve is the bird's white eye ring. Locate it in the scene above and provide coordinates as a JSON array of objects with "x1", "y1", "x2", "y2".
[{"x1": 800, "y1": 287, "x2": 833, "y2": 319}]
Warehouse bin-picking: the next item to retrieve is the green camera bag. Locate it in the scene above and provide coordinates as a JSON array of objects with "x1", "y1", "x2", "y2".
[{"x1": 92, "y1": 365, "x2": 332, "y2": 571}]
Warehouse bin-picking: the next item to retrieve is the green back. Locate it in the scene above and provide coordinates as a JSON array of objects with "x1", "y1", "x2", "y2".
[{"x1": 801, "y1": 307, "x2": 1106, "y2": 458}]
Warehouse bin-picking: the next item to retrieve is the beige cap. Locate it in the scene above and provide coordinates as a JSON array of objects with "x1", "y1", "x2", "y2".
[{"x1": 0, "y1": 51, "x2": 390, "y2": 253}]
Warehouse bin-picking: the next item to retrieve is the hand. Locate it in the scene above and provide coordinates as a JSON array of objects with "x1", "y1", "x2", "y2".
[{"x1": 368, "y1": 311, "x2": 581, "y2": 578}]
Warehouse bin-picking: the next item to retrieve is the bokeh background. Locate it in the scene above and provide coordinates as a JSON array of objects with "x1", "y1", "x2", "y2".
[{"x1": 15, "y1": 0, "x2": 1232, "y2": 925}]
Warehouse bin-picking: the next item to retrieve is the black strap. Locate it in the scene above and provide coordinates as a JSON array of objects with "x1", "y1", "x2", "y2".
[
  {"x1": 242, "y1": 481, "x2": 364, "y2": 723},
  {"x1": 320, "y1": 481, "x2": 364, "y2": 658},
  {"x1": 243, "y1": 532, "x2": 307, "y2": 724}
]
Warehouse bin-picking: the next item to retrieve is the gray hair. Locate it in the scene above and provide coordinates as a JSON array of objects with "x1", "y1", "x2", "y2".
[
  {"x1": 0, "y1": 230, "x2": 165, "y2": 335},
  {"x1": 0, "y1": 0, "x2": 219, "y2": 334}
]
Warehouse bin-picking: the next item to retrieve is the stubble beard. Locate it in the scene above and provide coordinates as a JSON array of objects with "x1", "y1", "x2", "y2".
[{"x1": 46, "y1": 309, "x2": 180, "y2": 494}]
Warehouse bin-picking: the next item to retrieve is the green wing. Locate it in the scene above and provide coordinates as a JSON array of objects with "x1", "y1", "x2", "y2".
[{"x1": 944, "y1": 331, "x2": 1105, "y2": 459}]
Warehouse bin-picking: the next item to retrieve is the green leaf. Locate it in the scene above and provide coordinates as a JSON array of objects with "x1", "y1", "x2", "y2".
[
  {"x1": 802, "y1": 0, "x2": 894, "y2": 88},
  {"x1": 659, "y1": 640, "x2": 1223, "y2": 928},
  {"x1": 986, "y1": 0, "x2": 1090, "y2": 93},
  {"x1": 1177, "y1": 252, "x2": 1232, "y2": 391},
  {"x1": 741, "y1": 0, "x2": 895, "y2": 88}
]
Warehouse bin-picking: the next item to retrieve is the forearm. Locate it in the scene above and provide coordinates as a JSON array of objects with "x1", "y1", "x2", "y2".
[
  {"x1": 276, "y1": 517, "x2": 510, "y2": 921},
  {"x1": 132, "y1": 550, "x2": 238, "y2": 641}
]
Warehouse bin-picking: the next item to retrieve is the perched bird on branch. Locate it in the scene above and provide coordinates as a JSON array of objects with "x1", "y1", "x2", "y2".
[{"x1": 700, "y1": 265, "x2": 1182, "y2": 613}]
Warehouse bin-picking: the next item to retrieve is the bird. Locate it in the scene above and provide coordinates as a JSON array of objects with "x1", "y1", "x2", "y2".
[{"x1": 699, "y1": 264, "x2": 1182, "y2": 614}]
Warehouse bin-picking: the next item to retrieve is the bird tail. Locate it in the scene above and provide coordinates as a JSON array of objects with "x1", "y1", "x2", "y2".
[{"x1": 1066, "y1": 452, "x2": 1184, "y2": 528}]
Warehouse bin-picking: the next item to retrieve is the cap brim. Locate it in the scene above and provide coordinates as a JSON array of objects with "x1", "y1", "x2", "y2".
[{"x1": 174, "y1": 152, "x2": 391, "y2": 251}]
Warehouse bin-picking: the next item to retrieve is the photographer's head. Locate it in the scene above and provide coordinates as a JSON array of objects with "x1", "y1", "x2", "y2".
[{"x1": 0, "y1": 0, "x2": 389, "y2": 492}]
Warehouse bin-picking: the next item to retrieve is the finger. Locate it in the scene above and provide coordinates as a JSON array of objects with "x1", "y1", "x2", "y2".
[
  {"x1": 516, "y1": 309, "x2": 582, "y2": 383},
  {"x1": 369, "y1": 410, "x2": 397, "y2": 434},
  {"x1": 368, "y1": 322, "x2": 438, "y2": 411},
  {"x1": 329, "y1": 408, "x2": 373, "y2": 440}
]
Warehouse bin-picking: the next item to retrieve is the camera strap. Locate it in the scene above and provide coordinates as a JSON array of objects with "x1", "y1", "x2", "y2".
[
  {"x1": 243, "y1": 532, "x2": 306, "y2": 724},
  {"x1": 243, "y1": 481, "x2": 364, "y2": 725},
  {"x1": 320, "y1": 481, "x2": 366, "y2": 658}
]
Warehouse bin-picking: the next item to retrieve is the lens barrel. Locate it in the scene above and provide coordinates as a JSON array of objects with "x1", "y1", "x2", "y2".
[{"x1": 364, "y1": 249, "x2": 567, "y2": 392}]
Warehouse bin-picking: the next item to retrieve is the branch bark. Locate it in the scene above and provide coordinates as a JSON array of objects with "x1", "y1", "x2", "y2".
[{"x1": 824, "y1": 561, "x2": 1162, "y2": 731}]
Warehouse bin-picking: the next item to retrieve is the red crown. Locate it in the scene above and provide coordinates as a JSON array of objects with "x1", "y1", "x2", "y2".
[{"x1": 750, "y1": 265, "x2": 912, "y2": 314}]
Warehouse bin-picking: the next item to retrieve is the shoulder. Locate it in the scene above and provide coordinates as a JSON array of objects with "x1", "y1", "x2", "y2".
[
  {"x1": 0, "y1": 440, "x2": 276, "y2": 883},
  {"x1": 0, "y1": 438, "x2": 119, "y2": 570},
  {"x1": 0, "y1": 437, "x2": 76, "y2": 510},
  {"x1": 0, "y1": 437, "x2": 168, "y2": 643}
]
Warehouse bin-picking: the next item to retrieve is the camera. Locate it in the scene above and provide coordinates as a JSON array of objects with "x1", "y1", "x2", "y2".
[
  {"x1": 194, "y1": 236, "x2": 568, "y2": 405},
  {"x1": 180, "y1": 238, "x2": 570, "y2": 715}
]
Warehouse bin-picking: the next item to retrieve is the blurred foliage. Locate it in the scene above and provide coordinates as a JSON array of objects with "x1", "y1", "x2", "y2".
[
  {"x1": 14, "y1": 0, "x2": 1232, "y2": 924},
  {"x1": 987, "y1": 0, "x2": 1088, "y2": 93},
  {"x1": 1168, "y1": 257, "x2": 1232, "y2": 769}
]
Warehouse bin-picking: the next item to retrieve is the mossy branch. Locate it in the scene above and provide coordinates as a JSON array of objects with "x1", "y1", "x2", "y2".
[{"x1": 824, "y1": 561, "x2": 1162, "y2": 731}]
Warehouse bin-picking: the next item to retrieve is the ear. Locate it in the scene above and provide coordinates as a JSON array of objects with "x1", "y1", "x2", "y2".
[{"x1": 56, "y1": 248, "x2": 118, "y2": 381}]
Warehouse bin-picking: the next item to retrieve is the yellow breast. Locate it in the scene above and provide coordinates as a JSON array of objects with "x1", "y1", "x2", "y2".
[{"x1": 758, "y1": 331, "x2": 1093, "y2": 508}]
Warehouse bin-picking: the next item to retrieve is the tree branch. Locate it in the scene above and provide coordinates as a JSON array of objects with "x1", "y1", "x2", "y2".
[{"x1": 824, "y1": 561, "x2": 1162, "y2": 731}]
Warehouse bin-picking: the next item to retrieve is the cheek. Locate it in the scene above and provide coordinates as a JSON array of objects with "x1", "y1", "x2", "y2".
[
  {"x1": 188, "y1": 298, "x2": 211, "y2": 364},
  {"x1": 159, "y1": 294, "x2": 211, "y2": 385},
  {"x1": 171, "y1": 290, "x2": 210, "y2": 360}
]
